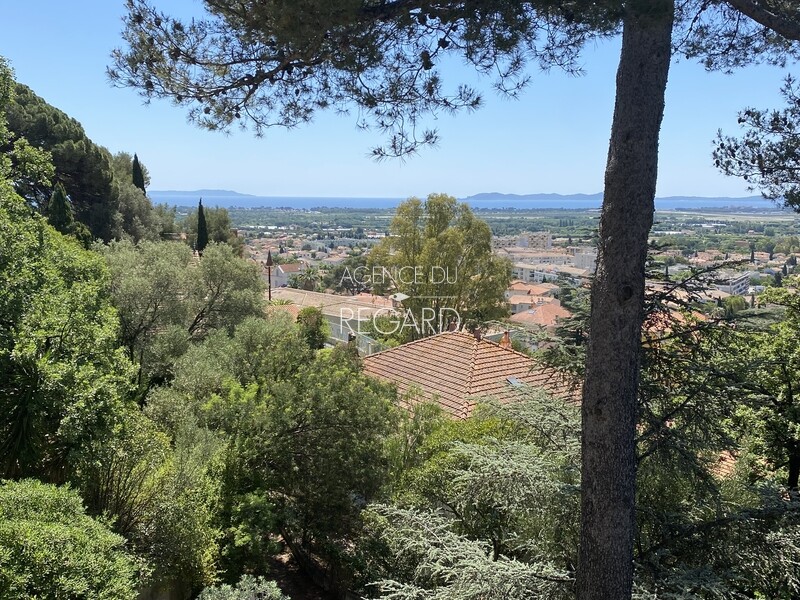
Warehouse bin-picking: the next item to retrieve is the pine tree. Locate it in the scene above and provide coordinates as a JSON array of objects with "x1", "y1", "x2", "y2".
[
  {"x1": 47, "y1": 182, "x2": 74, "y2": 235},
  {"x1": 131, "y1": 153, "x2": 146, "y2": 193},
  {"x1": 196, "y1": 198, "x2": 208, "y2": 254}
]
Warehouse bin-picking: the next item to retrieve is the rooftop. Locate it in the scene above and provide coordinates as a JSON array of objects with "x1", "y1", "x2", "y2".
[
  {"x1": 362, "y1": 331, "x2": 577, "y2": 419},
  {"x1": 270, "y1": 288, "x2": 391, "y2": 321},
  {"x1": 508, "y1": 302, "x2": 572, "y2": 329}
]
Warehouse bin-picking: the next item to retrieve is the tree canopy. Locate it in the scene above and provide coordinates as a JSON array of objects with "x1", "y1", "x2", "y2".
[
  {"x1": 106, "y1": 3, "x2": 800, "y2": 599},
  {"x1": 368, "y1": 194, "x2": 511, "y2": 336},
  {"x1": 0, "y1": 192, "x2": 133, "y2": 481},
  {"x1": 0, "y1": 479, "x2": 141, "y2": 599},
  {"x1": 715, "y1": 75, "x2": 800, "y2": 209}
]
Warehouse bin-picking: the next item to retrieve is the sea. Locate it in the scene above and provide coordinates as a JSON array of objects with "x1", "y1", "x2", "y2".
[{"x1": 149, "y1": 191, "x2": 788, "y2": 212}]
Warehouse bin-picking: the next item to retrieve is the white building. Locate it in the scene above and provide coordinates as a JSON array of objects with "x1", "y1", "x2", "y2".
[{"x1": 715, "y1": 272, "x2": 750, "y2": 296}]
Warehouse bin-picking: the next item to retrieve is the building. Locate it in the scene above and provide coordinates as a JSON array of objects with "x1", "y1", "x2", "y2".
[
  {"x1": 269, "y1": 288, "x2": 392, "y2": 354},
  {"x1": 507, "y1": 294, "x2": 558, "y2": 315},
  {"x1": 492, "y1": 232, "x2": 553, "y2": 251},
  {"x1": 512, "y1": 262, "x2": 590, "y2": 285},
  {"x1": 362, "y1": 330, "x2": 577, "y2": 419},
  {"x1": 572, "y1": 250, "x2": 597, "y2": 272},
  {"x1": 714, "y1": 272, "x2": 750, "y2": 296},
  {"x1": 508, "y1": 301, "x2": 572, "y2": 331},
  {"x1": 504, "y1": 280, "x2": 559, "y2": 300},
  {"x1": 271, "y1": 262, "x2": 304, "y2": 288}
]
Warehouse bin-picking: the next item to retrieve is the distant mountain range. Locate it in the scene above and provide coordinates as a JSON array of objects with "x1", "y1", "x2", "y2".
[
  {"x1": 151, "y1": 189, "x2": 256, "y2": 198},
  {"x1": 149, "y1": 189, "x2": 780, "y2": 211}
]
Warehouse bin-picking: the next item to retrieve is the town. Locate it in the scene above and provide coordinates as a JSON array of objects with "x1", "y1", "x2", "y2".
[
  {"x1": 235, "y1": 203, "x2": 800, "y2": 352},
  {"x1": 4, "y1": 1, "x2": 800, "y2": 599}
]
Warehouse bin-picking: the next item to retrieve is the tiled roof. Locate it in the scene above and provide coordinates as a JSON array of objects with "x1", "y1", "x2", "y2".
[
  {"x1": 362, "y1": 331, "x2": 578, "y2": 419},
  {"x1": 509, "y1": 303, "x2": 572, "y2": 329},
  {"x1": 270, "y1": 288, "x2": 389, "y2": 320},
  {"x1": 507, "y1": 281, "x2": 558, "y2": 296},
  {"x1": 266, "y1": 302, "x2": 301, "y2": 320},
  {"x1": 507, "y1": 294, "x2": 554, "y2": 306},
  {"x1": 278, "y1": 262, "x2": 303, "y2": 274}
]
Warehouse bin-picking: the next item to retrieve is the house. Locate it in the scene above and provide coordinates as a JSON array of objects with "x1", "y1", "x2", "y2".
[
  {"x1": 362, "y1": 330, "x2": 577, "y2": 419},
  {"x1": 271, "y1": 262, "x2": 304, "y2": 288},
  {"x1": 508, "y1": 301, "x2": 572, "y2": 330},
  {"x1": 270, "y1": 288, "x2": 391, "y2": 345},
  {"x1": 507, "y1": 294, "x2": 558, "y2": 314},
  {"x1": 504, "y1": 280, "x2": 559, "y2": 300},
  {"x1": 512, "y1": 262, "x2": 590, "y2": 285}
]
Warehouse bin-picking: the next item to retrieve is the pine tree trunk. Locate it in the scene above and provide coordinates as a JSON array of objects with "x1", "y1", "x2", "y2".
[{"x1": 577, "y1": 2, "x2": 674, "y2": 599}]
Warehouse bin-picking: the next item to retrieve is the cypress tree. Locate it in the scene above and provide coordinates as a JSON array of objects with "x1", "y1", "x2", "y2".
[
  {"x1": 131, "y1": 153, "x2": 146, "y2": 193},
  {"x1": 196, "y1": 198, "x2": 208, "y2": 254},
  {"x1": 47, "y1": 182, "x2": 74, "y2": 235}
]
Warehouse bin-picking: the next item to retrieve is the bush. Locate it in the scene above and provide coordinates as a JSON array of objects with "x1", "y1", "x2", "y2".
[
  {"x1": 0, "y1": 479, "x2": 141, "y2": 599},
  {"x1": 198, "y1": 575, "x2": 287, "y2": 600}
]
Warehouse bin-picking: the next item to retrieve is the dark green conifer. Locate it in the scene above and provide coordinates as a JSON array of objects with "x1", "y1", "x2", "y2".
[
  {"x1": 196, "y1": 198, "x2": 208, "y2": 254},
  {"x1": 47, "y1": 182, "x2": 74, "y2": 234},
  {"x1": 132, "y1": 153, "x2": 146, "y2": 193}
]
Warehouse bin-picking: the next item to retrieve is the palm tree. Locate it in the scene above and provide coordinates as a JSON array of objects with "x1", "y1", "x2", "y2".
[{"x1": 295, "y1": 266, "x2": 321, "y2": 291}]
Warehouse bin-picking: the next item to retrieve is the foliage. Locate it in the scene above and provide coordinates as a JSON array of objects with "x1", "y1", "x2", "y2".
[
  {"x1": 0, "y1": 58, "x2": 13, "y2": 182},
  {"x1": 363, "y1": 505, "x2": 573, "y2": 600},
  {"x1": 46, "y1": 181, "x2": 92, "y2": 245},
  {"x1": 132, "y1": 152, "x2": 147, "y2": 192},
  {"x1": 103, "y1": 240, "x2": 264, "y2": 392},
  {"x1": 0, "y1": 192, "x2": 133, "y2": 481},
  {"x1": 197, "y1": 198, "x2": 209, "y2": 253},
  {"x1": 289, "y1": 265, "x2": 322, "y2": 291},
  {"x1": 185, "y1": 201, "x2": 243, "y2": 254},
  {"x1": 352, "y1": 392, "x2": 580, "y2": 599},
  {"x1": 0, "y1": 479, "x2": 141, "y2": 599},
  {"x1": 0, "y1": 59, "x2": 55, "y2": 210},
  {"x1": 296, "y1": 306, "x2": 328, "y2": 349},
  {"x1": 6, "y1": 83, "x2": 119, "y2": 240},
  {"x1": 715, "y1": 76, "x2": 800, "y2": 209},
  {"x1": 322, "y1": 252, "x2": 370, "y2": 294},
  {"x1": 110, "y1": 0, "x2": 617, "y2": 157},
  {"x1": 368, "y1": 194, "x2": 511, "y2": 337},
  {"x1": 143, "y1": 312, "x2": 310, "y2": 578},
  {"x1": 2, "y1": 70, "x2": 166, "y2": 242},
  {"x1": 732, "y1": 281, "x2": 800, "y2": 490},
  {"x1": 198, "y1": 575, "x2": 287, "y2": 600},
  {"x1": 74, "y1": 409, "x2": 222, "y2": 590},
  {"x1": 202, "y1": 345, "x2": 397, "y2": 567}
]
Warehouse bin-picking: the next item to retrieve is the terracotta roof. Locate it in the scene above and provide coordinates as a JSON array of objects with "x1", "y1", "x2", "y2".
[
  {"x1": 507, "y1": 282, "x2": 558, "y2": 296},
  {"x1": 508, "y1": 294, "x2": 555, "y2": 306},
  {"x1": 362, "y1": 331, "x2": 578, "y2": 419},
  {"x1": 278, "y1": 262, "x2": 303, "y2": 274},
  {"x1": 266, "y1": 302, "x2": 301, "y2": 320},
  {"x1": 270, "y1": 288, "x2": 389, "y2": 320},
  {"x1": 509, "y1": 303, "x2": 572, "y2": 329}
]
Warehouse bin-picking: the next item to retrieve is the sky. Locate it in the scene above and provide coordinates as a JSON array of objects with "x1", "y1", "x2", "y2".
[{"x1": 0, "y1": 1, "x2": 797, "y2": 199}]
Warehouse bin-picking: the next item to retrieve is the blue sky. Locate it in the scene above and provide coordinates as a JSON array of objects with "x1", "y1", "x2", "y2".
[{"x1": 0, "y1": 1, "x2": 796, "y2": 198}]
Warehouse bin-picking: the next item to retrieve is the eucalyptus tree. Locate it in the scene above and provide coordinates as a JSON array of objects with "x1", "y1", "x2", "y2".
[{"x1": 110, "y1": 2, "x2": 800, "y2": 597}]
